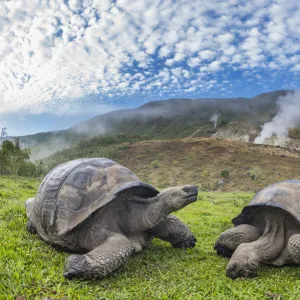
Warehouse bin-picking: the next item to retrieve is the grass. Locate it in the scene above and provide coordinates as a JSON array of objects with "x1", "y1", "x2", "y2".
[{"x1": 1, "y1": 176, "x2": 300, "y2": 299}]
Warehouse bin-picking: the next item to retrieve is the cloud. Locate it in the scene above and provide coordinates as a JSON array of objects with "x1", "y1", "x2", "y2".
[{"x1": 0, "y1": 0, "x2": 300, "y2": 114}]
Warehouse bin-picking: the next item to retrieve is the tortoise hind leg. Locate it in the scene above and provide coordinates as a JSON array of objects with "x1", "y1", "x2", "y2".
[
  {"x1": 147, "y1": 215, "x2": 196, "y2": 248},
  {"x1": 26, "y1": 220, "x2": 37, "y2": 234},
  {"x1": 64, "y1": 233, "x2": 134, "y2": 279},
  {"x1": 287, "y1": 234, "x2": 300, "y2": 263},
  {"x1": 214, "y1": 224, "x2": 261, "y2": 258}
]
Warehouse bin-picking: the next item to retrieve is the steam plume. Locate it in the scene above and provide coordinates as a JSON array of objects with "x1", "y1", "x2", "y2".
[
  {"x1": 210, "y1": 113, "x2": 219, "y2": 129},
  {"x1": 254, "y1": 90, "x2": 300, "y2": 144}
]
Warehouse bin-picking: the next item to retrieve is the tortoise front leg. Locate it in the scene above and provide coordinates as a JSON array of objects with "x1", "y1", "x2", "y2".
[
  {"x1": 288, "y1": 234, "x2": 300, "y2": 263},
  {"x1": 214, "y1": 224, "x2": 261, "y2": 258},
  {"x1": 147, "y1": 215, "x2": 197, "y2": 248},
  {"x1": 64, "y1": 233, "x2": 134, "y2": 279}
]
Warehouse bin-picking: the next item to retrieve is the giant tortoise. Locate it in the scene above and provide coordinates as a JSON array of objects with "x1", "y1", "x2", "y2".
[
  {"x1": 214, "y1": 180, "x2": 300, "y2": 279},
  {"x1": 26, "y1": 158, "x2": 198, "y2": 279}
]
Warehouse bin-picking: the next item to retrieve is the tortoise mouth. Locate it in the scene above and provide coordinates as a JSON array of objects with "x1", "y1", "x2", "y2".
[
  {"x1": 226, "y1": 268, "x2": 257, "y2": 280},
  {"x1": 186, "y1": 193, "x2": 198, "y2": 203},
  {"x1": 183, "y1": 186, "x2": 198, "y2": 203}
]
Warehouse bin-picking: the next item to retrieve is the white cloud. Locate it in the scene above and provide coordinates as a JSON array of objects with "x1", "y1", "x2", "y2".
[
  {"x1": 159, "y1": 45, "x2": 172, "y2": 58},
  {"x1": 0, "y1": 0, "x2": 300, "y2": 114},
  {"x1": 188, "y1": 57, "x2": 201, "y2": 68},
  {"x1": 185, "y1": 86, "x2": 197, "y2": 93},
  {"x1": 216, "y1": 32, "x2": 235, "y2": 44},
  {"x1": 201, "y1": 61, "x2": 222, "y2": 72},
  {"x1": 223, "y1": 45, "x2": 236, "y2": 56},
  {"x1": 199, "y1": 50, "x2": 216, "y2": 60},
  {"x1": 165, "y1": 59, "x2": 175, "y2": 66}
]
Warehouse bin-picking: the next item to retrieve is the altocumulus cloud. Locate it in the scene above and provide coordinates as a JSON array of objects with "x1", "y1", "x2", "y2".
[{"x1": 1, "y1": 0, "x2": 300, "y2": 114}]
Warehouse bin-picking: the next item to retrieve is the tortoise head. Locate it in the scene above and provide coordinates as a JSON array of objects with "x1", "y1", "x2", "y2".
[
  {"x1": 226, "y1": 243, "x2": 259, "y2": 279},
  {"x1": 157, "y1": 185, "x2": 198, "y2": 211}
]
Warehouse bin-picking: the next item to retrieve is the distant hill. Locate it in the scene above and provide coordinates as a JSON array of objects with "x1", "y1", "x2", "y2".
[
  {"x1": 70, "y1": 90, "x2": 287, "y2": 139},
  {"x1": 6, "y1": 89, "x2": 294, "y2": 160}
]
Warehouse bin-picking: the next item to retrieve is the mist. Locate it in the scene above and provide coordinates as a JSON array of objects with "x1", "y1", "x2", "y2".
[
  {"x1": 29, "y1": 137, "x2": 73, "y2": 161},
  {"x1": 254, "y1": 90, "x2": 300, "y2": 144}
]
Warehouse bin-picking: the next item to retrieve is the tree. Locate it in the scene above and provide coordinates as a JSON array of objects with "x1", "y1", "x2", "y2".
[
  {"x1": 0, "y1": 140, "x2": 14, "y2": 174},
  {"x1": 0, "y1": 138, "x2": 31, "y2": 176},
  {"x1": 1, "y1": 127, "x2": 7, "y2": 139},
  {"x1": 35, "y1": 161, "x2": 46, "y2": 177}
]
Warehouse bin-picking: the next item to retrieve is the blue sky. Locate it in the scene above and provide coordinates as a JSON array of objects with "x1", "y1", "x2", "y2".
[{"x1": 0, "y1": 0, "x2": 300, "y2": 136}]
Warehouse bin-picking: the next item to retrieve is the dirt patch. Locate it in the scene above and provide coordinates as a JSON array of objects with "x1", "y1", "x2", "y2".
[{"x1": 115, "y1": 138, "x2": 300, "y2": 192}]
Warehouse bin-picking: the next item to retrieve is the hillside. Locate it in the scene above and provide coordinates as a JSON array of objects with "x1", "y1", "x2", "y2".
[
  {"x1": 10, "y1": 90, "x2": 294, "y2": 160},
  {"x1": 71, "y1": 90, "x2": 285, "y2": 139},
  {"x1": 45, "y1": 137, "x2": 300, "y2": 192}
]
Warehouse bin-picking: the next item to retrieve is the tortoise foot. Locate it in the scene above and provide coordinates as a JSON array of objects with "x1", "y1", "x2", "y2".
[
  {"x1": 64, "y1": 254, "x2": 89, "y2": 279},
  {"x1": 174, "y1": 235, "x2": 197, "y2": 249},
  {"x1": 214, "y1": 243, "x2": 234, "y2": 258}
]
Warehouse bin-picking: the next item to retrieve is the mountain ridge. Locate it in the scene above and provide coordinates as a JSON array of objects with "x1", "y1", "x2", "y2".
[{"x1": 3, "y1": 89, "x2": 294, "y2": 160}]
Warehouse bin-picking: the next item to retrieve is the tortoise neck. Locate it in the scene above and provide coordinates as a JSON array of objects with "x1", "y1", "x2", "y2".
[{"x1": 123, "y1": 192, "x2": 175, "y2": 232}]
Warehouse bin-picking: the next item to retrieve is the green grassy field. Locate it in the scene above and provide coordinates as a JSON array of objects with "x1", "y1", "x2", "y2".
[{"x1": 1, "y1": 176, "x2": 300, "y2": 300}]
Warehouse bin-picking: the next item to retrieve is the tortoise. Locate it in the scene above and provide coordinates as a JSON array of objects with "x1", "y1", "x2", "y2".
[
  {"x1": 26, "y1": 158, "x2": 198, "y2": 279},
  {"x1": 214, "y1": 180, "x2": 300, "y2": 279}
]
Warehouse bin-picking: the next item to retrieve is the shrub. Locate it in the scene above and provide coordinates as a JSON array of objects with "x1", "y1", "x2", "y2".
[
  {"x1": 209, "y1": 181, "x2": 219, "y2": 191},
  {"x1": 220, "y1": 169, "x2": 230, "y2": 179},
  {"x1": 248, "y1": 166, "x2": 263, "y2": 181},
  {"x1": 202, "y1": 169, "x2": 209, "y2": 177},
  {"x1": 150, "y1": 160, "x2": 160, "y2": 168}
]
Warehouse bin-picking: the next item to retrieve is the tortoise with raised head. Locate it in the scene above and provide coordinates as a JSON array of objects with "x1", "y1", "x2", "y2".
[
  {"x1": 215, "y1": 180, "x2": 300, "y2": 279},
  {"x1": 26, "y1": 158, "x2": 198, "y2": 279}
]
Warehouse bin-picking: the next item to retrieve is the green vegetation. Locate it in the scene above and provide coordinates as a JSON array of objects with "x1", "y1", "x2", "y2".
[
  {"x1": 220, "y1": 169, "x2": 230, "y2": 179},
  {"x1": 248, "y1": 166, "x2": 264, "y2": 181},
  {"x1": 201, "y1": 169, "x2": 209, "y2": 177},
  {"x1": 150, "y1": 159, "x2": 161, "y2": 168},
  {"x1": 1, "y1": 176, "x2": 300, "y2": 299},
  {"x1": 0, "y1": 138, "x2": 44, "y2": 177}
]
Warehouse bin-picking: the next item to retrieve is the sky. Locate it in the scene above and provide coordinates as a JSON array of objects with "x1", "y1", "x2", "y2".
[{"x1": 1, "y1": 0, "x2": 300, "y2": 136}]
